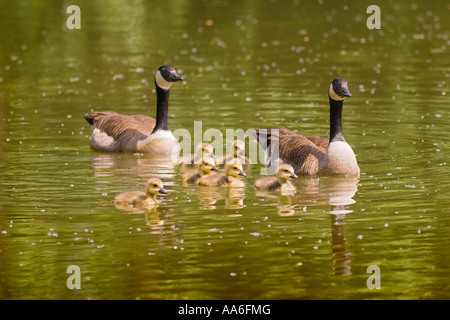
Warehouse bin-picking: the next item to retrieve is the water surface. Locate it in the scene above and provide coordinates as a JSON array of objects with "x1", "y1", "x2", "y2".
[{"x1": 0, "y1": 0, "x2": 449, "y2": 299}]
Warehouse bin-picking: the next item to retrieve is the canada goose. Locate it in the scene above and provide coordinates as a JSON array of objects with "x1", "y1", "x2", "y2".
[
  {"x1": 182, "y1": 156, "x2": 218, "y2": 184},
  {"x1": 254, "y1": 164, "x2": 298, "y2": 192},
  {"x1": 179, "y1": 142, "x2": 215, "y2": 166},
  {"x1": 196, "y1": 159, "x2": 246, "y2": 187},
  {"x1": 254, "y1": 78, "x2": 360, "y2": 176},
  {"x1": 114, "y1": 178, "x2": 167, "y2": 208},
  {"x1": 218, "y1": 140, "x2": 249, "y2": 167},
  {"x1": 84, "y1": 65, "x2": 184, "y2": 154}
]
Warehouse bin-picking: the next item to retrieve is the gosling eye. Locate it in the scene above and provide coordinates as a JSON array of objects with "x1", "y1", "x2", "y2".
[{"x1": 153, "y1": 184, "x2": 158, "y2": 188}]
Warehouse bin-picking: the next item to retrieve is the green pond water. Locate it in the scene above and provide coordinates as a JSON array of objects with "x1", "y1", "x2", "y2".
[{"x1": 0, "y1": 0, "x2": 449, "y2": 299}]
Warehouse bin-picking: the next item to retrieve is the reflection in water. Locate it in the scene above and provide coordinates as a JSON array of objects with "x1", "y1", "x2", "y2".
[
  {"x1": 91, "y1": 153, "x2": 179, "y2": 179},
  {"x1": 319, "y1": 176, "x2": 359, "y2": 276},
  {"x1": 197, "y1": 187, "x2": 246, "y2": 211},
  {"x1": 257, "y1": 175, "x2": 358, "y2": 275},
  {"x1": 331, "y1": 214, "x2": 352, "y2": 276},
  {"x1": 320, "y1": 176, "x2": 359, "y2": 215},
  {"x1": 225, "y1": 188, "x2": 246, "y2": 210}
]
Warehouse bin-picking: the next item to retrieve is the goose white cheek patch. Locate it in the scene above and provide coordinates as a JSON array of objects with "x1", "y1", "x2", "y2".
[
  {"x1": 155, "y1": 70, "x2": 174, "y2": 90},
  {"x1": 329, "y1": 83, "x2": 345, "y2": 101}
]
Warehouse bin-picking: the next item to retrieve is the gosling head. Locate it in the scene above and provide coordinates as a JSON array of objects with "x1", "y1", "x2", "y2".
[
  {"x1": 328, "y1": 78, "x2": 351, "y2": 101},
  {"x1": 197, "y1": 143, "x2": 215, "y2": 159},
  {"x1": 155, "y1": 65, "x2": 184, "y2": 90},
  {"x1": 145, "y1": 178, "x2": 167, "y2": 197},
  {"x1": 231, "y1": 140, "x2": 247, "y2": 157},
  {"x1": 225, "y1": 159, "x2": 247, "y2": 178},
  {"x1": 277, "y1": 164, "x2": 298, "y2": 182},
  {"x1": 200, "y1": 157, "x2": 219, "y2": 175}
]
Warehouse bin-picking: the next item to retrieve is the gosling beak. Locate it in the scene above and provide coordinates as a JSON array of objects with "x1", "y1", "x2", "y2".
[
  {"x1": 211, "y1": 165, "x2": 219, "y2": 171},
  {"x1": 240, "y1": 150, "x2": 247, "y2": 157},
  {"x1": 210, "y1": 153, "x2": 216, "y2": 159},
  {"x1": 290, "y1": 172, "x2": 298, "y2": 179},
  {"x1": 158, "y1": 188, "x2": 168, "y2": 195},
  {"x1": 239, "y1": 170, "x2": 247, "y2": 177}
]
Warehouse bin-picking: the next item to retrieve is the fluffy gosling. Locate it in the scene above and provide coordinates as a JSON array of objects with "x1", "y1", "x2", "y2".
[
  {"x1": 196, "y1": 159, "x2": 247, "y2": 187},
  {"x1": 114, "y1": 178, "x2": 167, "y2": 208},
  {"x1": 182, "y1": 157, "x2": 218, "y2": 184},
  {"x1": 254, "y1": 164, "x2": 298, "y2": 193}
]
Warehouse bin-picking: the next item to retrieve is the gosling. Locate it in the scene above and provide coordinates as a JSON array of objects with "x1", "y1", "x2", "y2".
[
  {"x1": 182, "y1": 157, "x2": 218, "y2": 184},
  {"x1": 179, "y1": 142, "x2": 215, "y2": 167},
  {"x1": 254, "y1": 164, "x2": 298, "y2": 193},
  {"x1": 196, "y1": 159, "x2": 247, "y2": 187},
  {"x1": 114, "y1": 178, "x2": 167, "y2": 208},
  {"x1": 218, "y1": 140, "x2": 249, "y2": 167}
]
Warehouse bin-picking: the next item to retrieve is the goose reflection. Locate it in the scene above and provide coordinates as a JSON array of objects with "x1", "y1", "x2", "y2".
[
  {"x1": 317, "y1": 175, "x2": 359, "y2": 276},
  {"x1": 90, "y1": 153, "x2": 179, "y2": 179}
]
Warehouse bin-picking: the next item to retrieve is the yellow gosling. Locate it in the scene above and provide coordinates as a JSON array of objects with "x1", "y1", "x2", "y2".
[{"x1": 196, "y1": 159, "x2": 246, "y2": 187}]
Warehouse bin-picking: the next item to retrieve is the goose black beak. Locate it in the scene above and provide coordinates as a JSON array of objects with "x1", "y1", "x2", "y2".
[
  {"x1": 341, "y1": 87, "x2": 351, "y2": 98},
  {"x1": 172, "y1": 72, "x2": 184, "y2": 82},
  {"x1": 158, "y1": 188, "x2": 168, "y2": 195}
]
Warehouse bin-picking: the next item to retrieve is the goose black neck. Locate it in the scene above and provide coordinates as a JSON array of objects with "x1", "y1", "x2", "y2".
[
  {"x1": 329, "y1": 97, "x2": 346, "y2": 142},
  {"x1": 152, "y1": 83, "x2": 170, "y2": 133}
]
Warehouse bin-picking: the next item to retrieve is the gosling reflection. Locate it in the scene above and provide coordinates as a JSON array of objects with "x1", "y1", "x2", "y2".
[
  {"x1": 254, "y1": 190, "x2": 297, "y2": 217},
  {"x1": 196, "y1": 187, "x2": 246, "y2": 210},
  {"x1": 225, "y1": 188, "x2": 246, "y2": 210}
]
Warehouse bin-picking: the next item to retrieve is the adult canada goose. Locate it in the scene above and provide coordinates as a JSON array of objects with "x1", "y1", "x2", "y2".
[
  {"x1": 84, "y1": 65, "x2": 184, "y2": 154},
  {"x1": 179, "y1": 142, "x2": 215, "y2": 166},
  {"x1": 254, "y1": 78, "x2": 360, "y2": 176},
  {"x1": 196, "y1": 159, "x2": 247, "y2": 187},
  {"x1": 114, "y1": 178, "x2": 167, "y2": 208},
  {"x1": 218, "y1": 140, "x2": 249, "y2": 167},
  {"x1": 254, "y1": 164, "x2": 298, "y2": 192},
  {"x1": 182, "y1": 157, "x2": 218, "y2": 184}
]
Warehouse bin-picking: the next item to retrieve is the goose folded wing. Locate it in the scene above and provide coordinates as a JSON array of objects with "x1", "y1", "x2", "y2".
[{"x1": 277, "y1": 128, "x2": 326, "y2": 176}]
